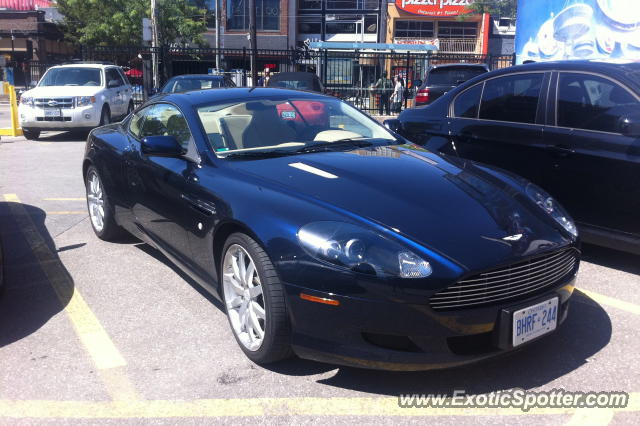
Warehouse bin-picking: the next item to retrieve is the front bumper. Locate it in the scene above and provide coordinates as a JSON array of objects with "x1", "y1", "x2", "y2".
[
  {"x1": 19, "y1": 104, "x2": 101, "y2": 130},
  {"x1": 284, "y1": 275, "x2": 576, "y2": 371}
]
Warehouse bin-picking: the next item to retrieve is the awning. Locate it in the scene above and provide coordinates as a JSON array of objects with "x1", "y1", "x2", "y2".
[
  {"x1": 0, "y1": 0, "x2": 51, "y2": 10},
  {"x1": 307, "y1": 42, "x2": 438, "y2": 52}
]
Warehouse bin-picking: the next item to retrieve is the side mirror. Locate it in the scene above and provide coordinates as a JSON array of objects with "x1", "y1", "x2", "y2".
[
  {"x1": 383, "y1": 118, "x2": 401, "y2": 133},
  {"x1": 108, "y1": 80, "x2": 120, "y2": 88},
  {"x1": 620, "y1": 113, "x2": 640, "y2": 137},
  {"x1": 141, "y1": 136, "x2": 185, "y2": 157}
]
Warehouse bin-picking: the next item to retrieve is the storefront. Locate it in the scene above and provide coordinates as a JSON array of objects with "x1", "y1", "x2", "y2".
[{"x1": 386, "y1": 0, "x2": 490, "y2": 54}]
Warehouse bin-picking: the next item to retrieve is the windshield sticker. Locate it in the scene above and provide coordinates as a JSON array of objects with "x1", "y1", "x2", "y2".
[{"x1": 281, "y1": 110, "x2": 296, "y2": 120}]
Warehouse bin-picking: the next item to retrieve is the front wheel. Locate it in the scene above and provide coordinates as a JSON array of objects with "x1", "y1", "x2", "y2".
[
  {"x1": 23, "y1": 128, "x2": 40, "y2": 140},
  {"x1": 221, "y1": 233, "x2": 293, "y2": 364},
  {"x1": 85, "y1": 165, "x2": 126, "y2": 241},
  {"x1": 99, "y1": 105, "x2": 111, "y2": 126},
  {"x1": 126, "y1": 102, "x2": 134, "y2": 116}
]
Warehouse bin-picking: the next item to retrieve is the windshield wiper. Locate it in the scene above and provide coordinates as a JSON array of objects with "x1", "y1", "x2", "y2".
[
  {"x1": 294, "y1": 138, "x2": 375, "y2": 154},
  {"x1": 222, "y1": 149, "x2": 297, "y2": 159}
]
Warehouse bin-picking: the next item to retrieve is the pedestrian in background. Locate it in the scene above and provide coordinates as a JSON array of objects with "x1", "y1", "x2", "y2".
[
  {"x1": 258, "y1": 67, "x2": 271, "y2": 87},
  {"x1": 391, "y1": 76, "x2": 404, "y2": 114},
  {"x1": 372, "y1": 71, "x2": 392, "y2": 116}
]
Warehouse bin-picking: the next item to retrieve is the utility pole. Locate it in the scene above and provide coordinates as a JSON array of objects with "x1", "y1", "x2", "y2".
[
  {"x1": 150, "y1": 0, "x2": 160, "y2": 90},
  {"x1": 214, "y1": 0, "x2": 221, "y2": 70},
  {"x1": 248, "y1": 0, "x2": 258, "y2": 86}
]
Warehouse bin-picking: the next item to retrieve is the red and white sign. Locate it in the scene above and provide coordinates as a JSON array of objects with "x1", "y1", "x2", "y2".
[{"x1": 395, "y1": 0, "x2": 474, "y2": 17}]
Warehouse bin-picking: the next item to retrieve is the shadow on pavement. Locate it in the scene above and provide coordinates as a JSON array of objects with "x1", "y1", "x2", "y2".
[
  {"x1": 0, "y1": 202, "x2": 74, "y2": 347},
  {"x1": 580, "y1": 243, "x2": 640, "y2": 276},
  {"x1": 34, "y1": 130, "x2": 91, "y2": 142}
]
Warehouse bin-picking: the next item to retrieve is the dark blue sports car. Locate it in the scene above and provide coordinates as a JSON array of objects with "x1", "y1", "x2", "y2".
[{"x1": 82, "y1": 88, "x2": 579, "y2": 370}]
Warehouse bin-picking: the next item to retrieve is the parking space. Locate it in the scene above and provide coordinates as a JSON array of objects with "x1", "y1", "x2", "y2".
[{"x1": 1, "y1": 132, "x2": 639, "y2": 424}]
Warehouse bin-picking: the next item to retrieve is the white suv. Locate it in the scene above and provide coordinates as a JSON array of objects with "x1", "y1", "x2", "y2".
[{"x1": 18, "y1": 63, "x2": 134, "y2": 140}]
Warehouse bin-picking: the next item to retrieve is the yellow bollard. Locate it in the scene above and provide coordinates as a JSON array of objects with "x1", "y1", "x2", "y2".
[
  {"x1": 2, "y1": 81, "x2": 9, "y2": 95},
  {"x1": 0, "y1": 84, "x2": 23, "y2": 137}
]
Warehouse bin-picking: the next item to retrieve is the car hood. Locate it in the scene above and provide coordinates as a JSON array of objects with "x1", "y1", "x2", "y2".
[
  {"x1": 23, "y1": 86, "x2": 103, "y2": 98},
  {"x1": 226, "y1": 144, "x2": 574, "y2": 272}
]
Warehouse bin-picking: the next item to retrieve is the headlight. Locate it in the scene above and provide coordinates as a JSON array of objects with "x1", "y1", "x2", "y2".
[
  {"x1": 526, "y1": 183, "x2": 577, "y2": 237},
  {"x1": 297, "y1": 221, "x2": 432, "y2": 278},
  {"x1": 20, "y1": 96, "x2": 34, "y2": 107},
  {"x1": 75, "y1": 96, "x2": 96, "y2": 107}
]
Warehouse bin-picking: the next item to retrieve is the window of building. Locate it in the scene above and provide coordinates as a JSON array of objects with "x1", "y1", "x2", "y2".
[
  {"x1": 394, "y1": 21, "x2": 434, "y2": 39},
  {"x1": 326, "y1": 21, "x2": 357, "y2": 34},
  {"x1": 438, "y1": 21, "x2": 478, "y2": 38},
  {"x1": 298, "y1": 22, "x2": 322, "y2": 33},
  {"x1": 479, "y1": 73, "x2": 543, "y2": 124},
  {"x1": 327, "y1": 0, "x2": 357, "y2": 9},
  {"x1": 226, "y1": 0, "x2": 280, "y2": 31},
  {"x1": 453, "y1": 83, "x2": 483, "y2": 118},
  {"x1": 557, "y1": 72, "x2": 639, "y2": 133},
  {"x1": 299, "y1": 0, "x2": 321, "y2": 9}
]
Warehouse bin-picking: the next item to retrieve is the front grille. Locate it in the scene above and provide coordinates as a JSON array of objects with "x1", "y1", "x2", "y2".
[
  {"x1": 36, "y1": 116, "x2": 72, "y2": 122},
  {"x1": 430, "y1": 249, "x2": 578, "y2": 311},
  {"x1": 34, "y1": 98, "x2": 74, "y2": 109}
]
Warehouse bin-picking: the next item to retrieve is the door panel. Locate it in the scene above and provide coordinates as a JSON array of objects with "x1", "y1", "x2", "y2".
[
  {"x1": 543, "y1": 72, "x2": 640, "y2": 236},
  {"x1": 450, "y1": 72, "x2": 549, "y2": 185}
]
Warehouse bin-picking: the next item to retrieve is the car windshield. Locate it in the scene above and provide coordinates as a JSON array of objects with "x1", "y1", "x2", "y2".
[
  {"x1": 38, "y1": 67, "x2": 102, "y2": 87},
  {"x1": 270, "y1": 79, "x2": 313, "y2": 90},
  {"x1": 196, "y1": 98, "x2": 397, "y2": 158},
  {"x1": 427, "y1": 67, "x2": 487, "y2": 86},
  {"x1": 167, "y1": 78, "x2": 224, "y2": 92}
]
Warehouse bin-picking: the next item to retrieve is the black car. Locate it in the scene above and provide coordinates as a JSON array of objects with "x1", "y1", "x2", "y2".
[
  {"x1": 159, "y1": 74, "x2": 236, "y2": 94},
  {"x1": 266, "y1": 72, "x2": 324, "y2": 92},
  {"x1": 82, "y1": 88, "x2": 578, "y2": 370},
  {"x1": 414, "y1": 63, "x2": 489, "y2": 106},
  {"x1": 394, "y1": 60, "x2": 640, "y2": 255}
]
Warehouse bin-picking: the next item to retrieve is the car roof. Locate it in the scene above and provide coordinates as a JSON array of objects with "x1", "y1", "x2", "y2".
[
  {"x1": 169, "y1": 74, "x2": 225, "y2": 80},
  {"x1": 429, "y1": 63, "x2": 489, "y2": 70},
  {"x1": 489, "y1": 59, "x2": 640, "y2": 77},
  {"x1": 51, "y1": 63, "x2": 118, "y2": 69},
  {"x1": 154, "y1": 87, "x2": 331, "y2": 107}
]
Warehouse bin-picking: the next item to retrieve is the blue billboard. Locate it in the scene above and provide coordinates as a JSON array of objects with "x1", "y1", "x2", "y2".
[{"x1": 515, "y1": 0, "x2": 640, "y2": 64}]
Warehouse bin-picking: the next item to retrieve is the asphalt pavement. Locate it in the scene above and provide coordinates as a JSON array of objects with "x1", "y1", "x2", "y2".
[{"x1": 0, "y1": 131, "x2": 639, "y2": 425}]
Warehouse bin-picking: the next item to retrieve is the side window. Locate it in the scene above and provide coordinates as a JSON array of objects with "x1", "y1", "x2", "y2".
[
  {"x1": 140, "y1": 104, "x2": 192, "y2": 149},
  {"x1": 128, "y1": 105, "x2": 152, "y2": 138},
  {"x1": 106, "y1": 69, "x2": 124, "y2": 87},
  {"x1": 117, "y1": 68, "x2": 131, "y2": 86},
  {"x1": 453, "y1": 83, "x2": 483, "y2": 118},
  {"x1": 479, "y1": 73, "x2": 543, "y2": 124},
  {"x1": 557, "y1": 73, "x2": 638, "y2": 133}
]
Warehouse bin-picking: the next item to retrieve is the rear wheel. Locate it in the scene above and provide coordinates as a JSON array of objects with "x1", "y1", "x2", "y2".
[
  {"x1": 221, "y1": 233, "x2": 293, "y2": 364},
  {"x1": 85, "y1": 165, "x2": 126, "y2": 241},
  {"x1": 22, "y1": 128, "x2": 40, "y2": 140}
]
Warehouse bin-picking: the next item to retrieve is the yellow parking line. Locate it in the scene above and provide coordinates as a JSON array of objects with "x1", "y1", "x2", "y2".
[
  {"x1": 578, "y1": 289, "x2": 640, "y2": 316},
  {"x1": 47, "y1": 211, "x2": 86, "y2": 215},
  {"x1": 44, "y1": 198, "x2": 86, "y2": 201},
  {"x1": 0, "y1": 394, "x2": 638, "y2": 419},
  {"x1": 3, "y1": 194, "x2": 135, "y2": 400},
  {"x1": 566, "y1": 407, "x2": 614, "y2": 426}
]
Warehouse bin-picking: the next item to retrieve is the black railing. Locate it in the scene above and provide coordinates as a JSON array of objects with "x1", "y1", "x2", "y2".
[{"x1": 22, "y1": 46, "x2": 515, "y2": 114}]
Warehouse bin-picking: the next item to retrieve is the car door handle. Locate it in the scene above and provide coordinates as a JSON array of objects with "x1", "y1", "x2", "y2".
[{"x1": 545, "y1": 145, "x2": 575, "y2": 156}]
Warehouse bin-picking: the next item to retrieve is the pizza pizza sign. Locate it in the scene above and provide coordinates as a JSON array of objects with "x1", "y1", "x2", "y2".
[{"x1": 396, "y1": 0, "x2": 475, "y2": 17}]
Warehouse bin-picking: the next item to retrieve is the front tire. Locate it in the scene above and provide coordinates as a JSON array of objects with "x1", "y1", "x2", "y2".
[
  {"x1": 99, "y1": 105, "x2": 111, "y2": 126},
  {"x1": 126, "y1": 102, "x2": 134, "y2": 116},
  {"x1": 85, "y1": 165, "x2": 126, "y2": 241},
  {"x1": 221, "y1": 233, "x2": 293, "y2": 364},
  {"x1": 23, "y1": 128, "x2": 40, "y2": 140}
]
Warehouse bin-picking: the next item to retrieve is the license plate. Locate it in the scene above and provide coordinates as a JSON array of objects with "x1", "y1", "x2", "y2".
[
  {"x1": 44, "y1": 109, "x2": 61, "y2": 117},
  {"x1": 512, "y1": 297, "x2": 558, "y2": 346}
]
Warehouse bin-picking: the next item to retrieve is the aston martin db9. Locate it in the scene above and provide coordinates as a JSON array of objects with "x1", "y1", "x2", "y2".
[{"x1": 82, "y1": 88, "x2": 579, "y2": 370}]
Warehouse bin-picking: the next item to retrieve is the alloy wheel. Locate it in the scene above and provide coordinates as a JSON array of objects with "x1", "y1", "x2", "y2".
[
  {"x1": 87, "y1": 171, "x2": 105, "y2": 232},
  {"x1": 222, "y1": 244, "x2": 266, "y2": 351}
]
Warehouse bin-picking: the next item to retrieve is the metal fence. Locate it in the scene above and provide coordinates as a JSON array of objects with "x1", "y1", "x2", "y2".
[{"x1": 22, "y1": 46, "x2": 515, "y2": 115}]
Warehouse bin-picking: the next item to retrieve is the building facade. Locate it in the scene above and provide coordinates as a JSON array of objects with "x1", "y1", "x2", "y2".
[
  {"x1": 297, "y1": 1, "x2": 386, "y2": 46},
  {"x1": 386, "y1": 0, "x2": 490, "y2": 54}
]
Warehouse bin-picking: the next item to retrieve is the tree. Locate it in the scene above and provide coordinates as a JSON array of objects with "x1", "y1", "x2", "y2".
[
  {"x1": 56, "y1": 0, "x2": 208, "y2": 47},
  {"x1": 462, "y1": 0, "x2": 518, "y2": 18}
]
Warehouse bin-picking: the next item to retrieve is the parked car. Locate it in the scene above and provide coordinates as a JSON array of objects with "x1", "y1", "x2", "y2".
[
  {"x1": 414, "y1": 63, "x2": 489, "y2": 106},
  {"x1": 158, "y1": 74, "x2": 236, "y2": 94},
  {"x1": 83, "y1": 88, "x2": 579, "y2": 370},
  {"x1": 393, "y1": 60, "x2": 640, "y2": 255},
  {"x1": 18, "y1": 63, "x2": 134, "y2": 140},
  {"x1": 266, "y1": 72, "x2": 324, "y2": 92}
]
